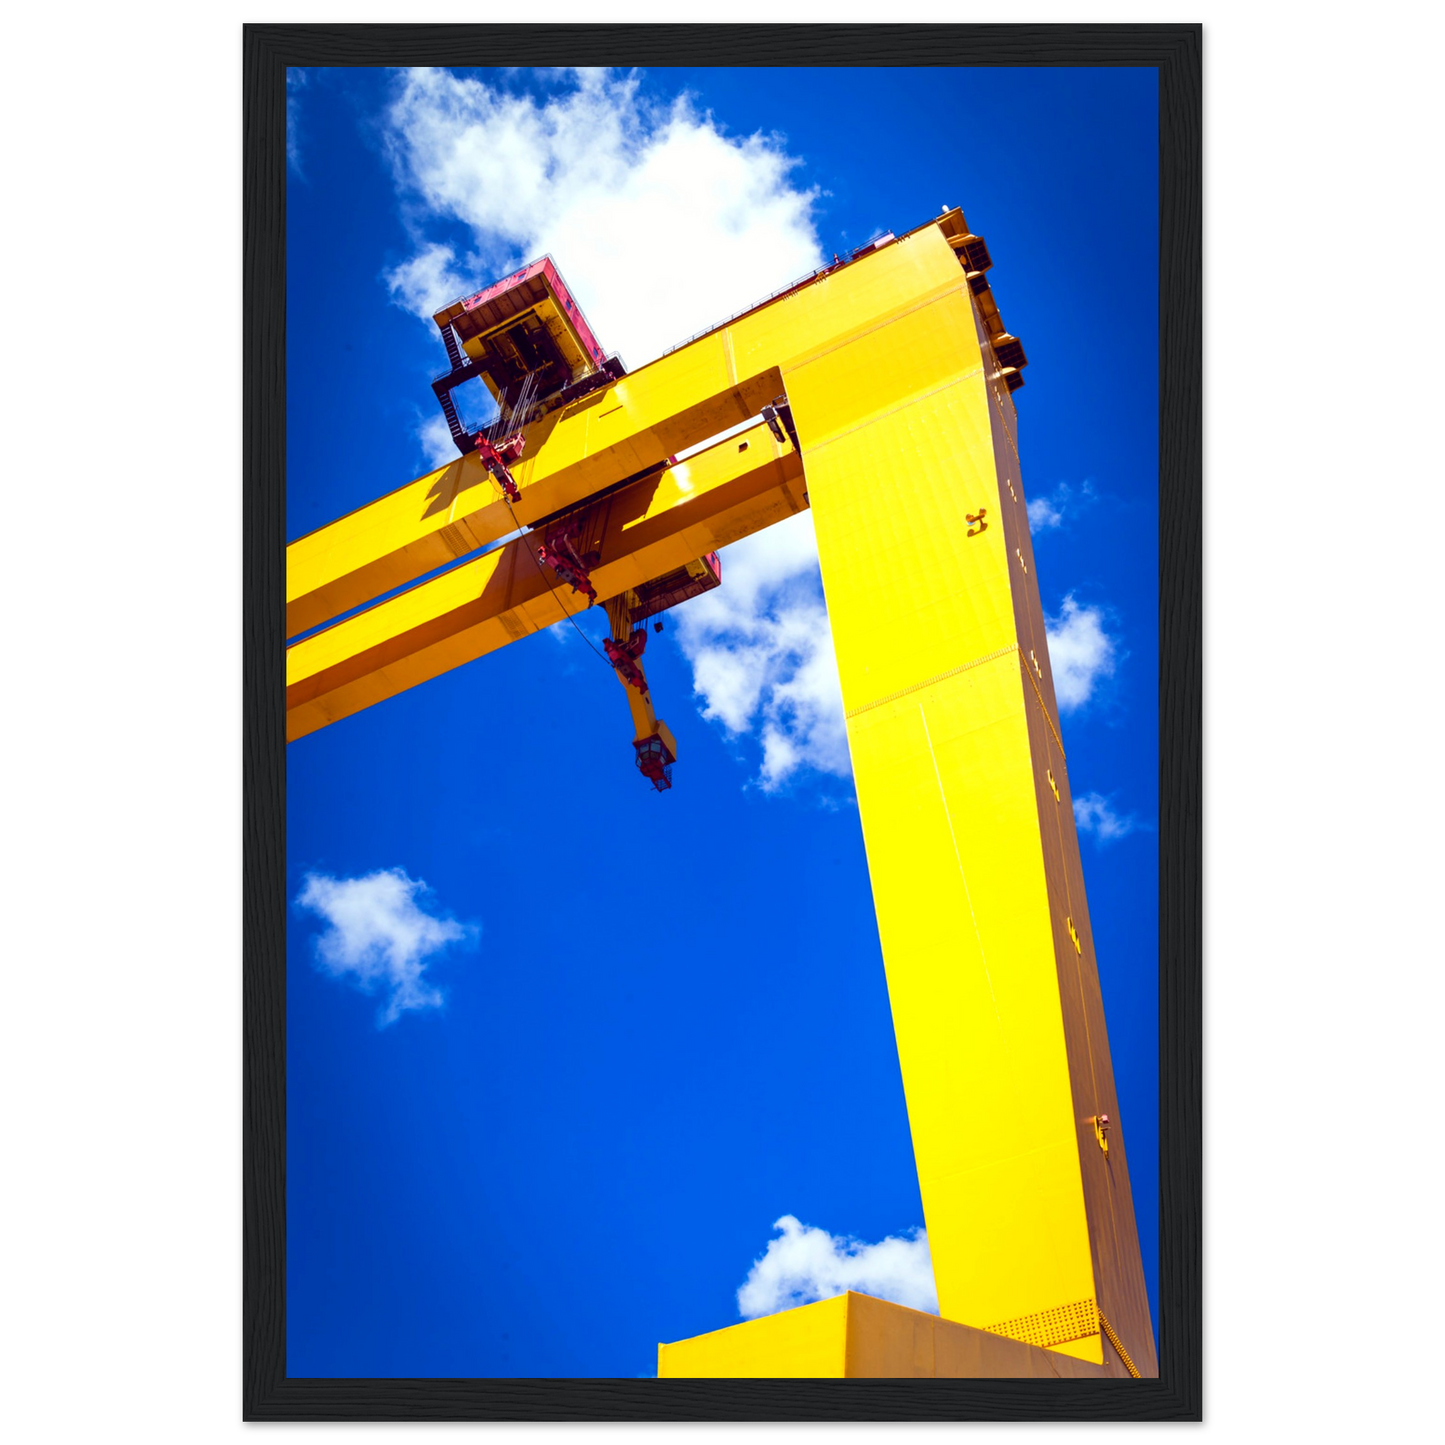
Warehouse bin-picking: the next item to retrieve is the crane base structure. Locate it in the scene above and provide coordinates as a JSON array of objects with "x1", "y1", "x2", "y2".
[
  {"x1": 658, "y1": 1292, "x2": 1139, "y2": 1380},
  {"x1": 286, "y1": 207, "x2": 1157, "y2": 1379}
]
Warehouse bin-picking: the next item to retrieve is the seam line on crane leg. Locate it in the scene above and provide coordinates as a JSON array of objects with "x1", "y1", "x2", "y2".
[
  {"x1": 800, "y1": 365, "x2": 985, "y2": 458},
  {"x1": 844, "y1": 644, "x2": 1017, "y2": 719}
]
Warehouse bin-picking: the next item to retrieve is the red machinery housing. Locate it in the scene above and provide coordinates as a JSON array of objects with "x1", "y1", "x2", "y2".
[
  {"x1": 633, "y1": 732, "x2": 676, "y2": 792},
  {"x1": 428, "y1": 258, "x2": 732, "y2": 795},
  {"x1": 473, "y1": 433, "x2": 524, "y2": 503},
  {"x1": 536, "y1": 528, "x2": 598, "y2": 604},
  {"x1": 431, "y1": 257, "x2": 625, "y2": 456},
  {"x1": 624, "y1": 553, "x2": 722, "y2": 630},
  {"x1": 603, "y1": 630, "x2": 650, "y2": 694}
]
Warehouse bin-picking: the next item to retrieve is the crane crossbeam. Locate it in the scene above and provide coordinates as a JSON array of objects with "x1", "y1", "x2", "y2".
[
  {"x1": 287, "y1": 234, "x2": 972, "y2": 641},
  {"x1": 286, "y1": 417, "x2": 804, "y2": 741},
  {"x1": 285, "y1": 360, "x2": 786, "y2": 638}
]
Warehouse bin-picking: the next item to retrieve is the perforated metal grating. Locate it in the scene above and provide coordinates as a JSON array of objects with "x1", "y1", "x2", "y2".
[{"x1": 985, "y1": 1296, "x2": 1099, "y2": 1349}]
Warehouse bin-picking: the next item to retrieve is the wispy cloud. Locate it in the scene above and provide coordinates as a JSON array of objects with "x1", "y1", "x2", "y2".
[
  {"x1": 418, "y1": 411, "x2": 461, "y2": 470},
  {"x1": 387, "y1": 241, "x2": 473, "y2": 325},
  {"x1": 1027, "y1": 479, "x2": 1095, "y2": 533},
  {"x1": 671, "y1": 512, "x2": 849, "y2": 791},
  {"x1": 1045, "y1": 594, "x2": 1118, "y2": 712},
  {"x1": 737, "y1": 1215, "x2": 938, "y2": 1319},
  {"x1": 287, "y1": 69, "x2": 307, "y2": 175},
  {"x1": 1073, "y1": 791, "x2": 1139, "y2": 844},
  {"x1": 294, "y1": 868, "x2": 478, "y2": 1026}
]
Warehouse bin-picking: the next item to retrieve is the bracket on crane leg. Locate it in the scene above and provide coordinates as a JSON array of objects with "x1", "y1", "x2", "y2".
[{"x1": 760, "y1": 395, "x2": 800, "y2": 453}]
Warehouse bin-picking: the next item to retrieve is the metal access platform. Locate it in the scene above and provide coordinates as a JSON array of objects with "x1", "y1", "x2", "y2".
[{"x1": 430, "y1": 256, "x2": 626, "y2": 455}]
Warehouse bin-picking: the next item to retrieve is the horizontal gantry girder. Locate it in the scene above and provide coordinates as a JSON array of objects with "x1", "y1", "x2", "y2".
[
  {"x1": 286, "y1": 418, "x2": 805, "y2": 741},
  {"x1": 287, "y1": 221, "x2": 975, "y2": 642}
]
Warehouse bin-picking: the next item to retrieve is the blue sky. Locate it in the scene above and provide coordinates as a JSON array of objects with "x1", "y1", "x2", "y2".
[{"x1": 285, "y1": 64, "x2": 1157, "y2": 1378}]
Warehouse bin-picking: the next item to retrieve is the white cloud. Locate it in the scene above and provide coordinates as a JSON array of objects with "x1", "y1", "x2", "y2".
[
  {"x1": 387, "y1": 241, "x2": 473, "y2": 321},
  {"x1": 737, "y1": 1215, "x2": 938, "y2": 1320},
  {"x1": 1073, "y1": 791, "x2": 1138, "y2": 843},
  {"x1": 382, "y1": 66, "x2": 823, "y2": 367},
  {"x1": 418, "y1": 411, "x2": 460, "y2": 470},
  {"x1": 1027, "y1": 479, "x2": 1094, "y2": 533},
  {"x1": 294, "y1": 868, "x2": 478, "y2": 1026},
  {"x1": 1027, "y1": 494, "x2": 1063, "y2": 530},
  {"x1": 287, "y1": 69, "x2": 307, "y2": 174},
  {"x1": 670, "y1": 511, "x2": 849, "y2": 791},
  {"x1": 1045, "y1": 594, "x2": 1118, "y2": 712}
]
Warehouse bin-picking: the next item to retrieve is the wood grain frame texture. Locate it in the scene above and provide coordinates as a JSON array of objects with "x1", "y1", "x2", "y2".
[{"x1": 244, "y1": 23, "x2": 1201, "y2": 1422}]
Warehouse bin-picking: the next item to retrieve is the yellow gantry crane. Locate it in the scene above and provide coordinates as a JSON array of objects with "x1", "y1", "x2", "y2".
[{"x1": 285, "y1": 209, "x2": 1158, "y2": 1379}]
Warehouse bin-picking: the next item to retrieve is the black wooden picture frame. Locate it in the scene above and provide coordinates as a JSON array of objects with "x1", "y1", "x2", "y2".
[{"x1": 244, "y1": 22, "x2": 1201, "y2": 1421}]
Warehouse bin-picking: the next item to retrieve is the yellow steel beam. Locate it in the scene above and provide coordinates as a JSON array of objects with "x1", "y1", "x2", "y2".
[
  {"x1": 286, "y1": 418, "x2": 805, "y2": 741},
  {"x1": 287, "y1": 224, "x2": 972, "y2": 639},
  {"x1": 285, "y1": 363, "x2": 784, "y2": 638},
  {"x1": 779, "y1": 220, "x2": 1156, "y2": 1373}
]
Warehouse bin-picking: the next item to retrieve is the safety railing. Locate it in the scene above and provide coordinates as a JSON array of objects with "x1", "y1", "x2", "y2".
[{"x1": 652, "y1": 249, "x2": 871, "y2": 361}]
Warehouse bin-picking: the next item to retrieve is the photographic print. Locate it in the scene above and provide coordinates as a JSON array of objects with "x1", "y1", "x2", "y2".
[{"x1": 247, "y1": 25, "x2": 1200, "y2": 1421}]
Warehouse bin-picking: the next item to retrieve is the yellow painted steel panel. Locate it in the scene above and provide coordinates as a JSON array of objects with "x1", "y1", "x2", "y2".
[
  {"x1": 841, "y1": 667, "x2": 1094, "y2": 1327},
  {"x1": 783, "y1": 267, "x2": 1099, "y2": 1340},
  {"x1": 658, "y1": 1293, "x2": 1118, "y2": 1379},
  {"x1": 1049, "y1": 1332, "x2": 1105, "y2": 1365},
  {"x1": 844, "y1": 1295, "x2": 937, "y2": 1377},
  {"x1": 286, "y1": 354, "x2": 783, "y2": 638},
  {"x1": 726, "y1": 231, "x2": 965, "y2": 381},
  {"x1": 657, "y1": 1294, "x2": 848, "y2": 1378}
]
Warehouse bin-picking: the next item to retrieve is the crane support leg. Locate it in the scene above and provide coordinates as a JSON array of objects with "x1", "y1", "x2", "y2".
[{"x1": 770, "y1": 223, "x2": 1156, "y2": 1373}]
